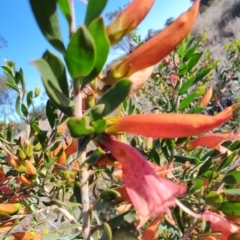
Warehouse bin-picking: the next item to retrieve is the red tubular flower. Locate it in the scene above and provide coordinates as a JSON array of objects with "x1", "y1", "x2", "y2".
[
  {"x1": 99, "y1": 135, "x2": 185, "y2": 218},
  {"x1": 202, "y1": 211, "x2": 239, "y2": 240},
  {"x1": 106, "y1": 113, "x2": 232, "y2": 138},
  {"x1": 104, "y1": 0, "x2": 200, "y2": 83},
  {"x1": 107, "y1": 0, "x2": 155, "y2": 45}
]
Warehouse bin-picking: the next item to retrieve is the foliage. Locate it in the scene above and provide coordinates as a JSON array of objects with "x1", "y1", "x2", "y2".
[{"x1": 0, "y1": 1, "x2": 240, "y2": 240}]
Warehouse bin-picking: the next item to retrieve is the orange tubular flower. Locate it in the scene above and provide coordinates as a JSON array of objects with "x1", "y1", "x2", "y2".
[
  {"x1": 107, "y1": 0, "x2": 155, "y2": 45},
  {"x1": 104, "y1": 0, "x2": 200, "y2": 83},
  {"x1": 106, "y1": 113, "x2": 232, "y2": 138},
  {"x1": 128, "y1": 65, "x2": 154, "y2": 90},
  {"x1": 216, "y1": 103, "x2": 239, "y2": 117},
  {"x1": 200, "y1": 85, "x2": 213, "y2": 107},
  {"x1": 99, "y1": 135, "x2": 185, "y2": 219},
  {"x1": 185, "y1": 133, "x2": 232, "y2": 151},
  {"x1": 202, "y1": 211, "x2": 239, "y2": 240}
]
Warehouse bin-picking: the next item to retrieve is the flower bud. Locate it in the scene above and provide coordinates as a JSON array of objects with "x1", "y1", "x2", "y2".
[
  {"x1": 6, "y1": 155, "x2": 21, "y2": 169},
  {"x1": 33, "y1": 142, "x2": 42, "y2": 152},
  {"x1": 34, "y1": 85, "x2": 40, "y2": 97},
  {"x1": 17, "y1": 148, "x2": 26, "y2": 161},
  {"x1": 19, "y1": 174, "x2": 34, "y2": 188},
  {"x1": 12, "y1": 231, "x2": 36, "y2": 240},
  {"x1": 0, "y1": 203, "x2": 22, "y2": 215},
  {"x1": 24, "y1": 160, "x2": 37, "y2": 176}
]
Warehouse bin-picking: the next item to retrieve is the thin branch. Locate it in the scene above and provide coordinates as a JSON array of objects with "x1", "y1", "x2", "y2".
[
  {"x1": 73, "y1": 81, "x2": 90, "y2": 240},
  {"x1": 69, "y1": 0, "x2": 76, "y2": 38}
]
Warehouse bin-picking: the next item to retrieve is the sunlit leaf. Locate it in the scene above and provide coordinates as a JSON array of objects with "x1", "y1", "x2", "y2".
[
  {"x1": 178, "y1": 92, "x2": 198, "y2": 110},
  {"x1": 67, "y1": 116, "x2": 94, "y2": 138},
  {"x1": 82, "y1": 18, "x2": 110, "y2": 86},
  {"x1": 66, "y1": 26, "x2": 96, "y2": 78}
]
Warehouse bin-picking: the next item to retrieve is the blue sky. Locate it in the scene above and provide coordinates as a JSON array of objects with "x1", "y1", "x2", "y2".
[{"x1": 0, "y1": 0, "x2": 193, "y2": 95}]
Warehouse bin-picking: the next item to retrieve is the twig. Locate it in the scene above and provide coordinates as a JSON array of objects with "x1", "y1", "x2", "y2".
[
  {"x1": 69, "y1": 1, "x2": 90, "y2": 238},
  {"x1": 175, "y1": 198, "x2": 202, "y2": 240},
  {"x1": 39, "y1": 212, "x2": 58, "y2": 230},
  {"x1": 69, "y1": 0, "x2": 76, "y2": 38},
  {"x1": 73, "y1": 78, "x2": 90, "y2": 240}
]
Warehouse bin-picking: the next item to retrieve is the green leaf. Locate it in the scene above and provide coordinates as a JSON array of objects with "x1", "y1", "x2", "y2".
[
  {"x1": 46, "y1": 100, "x2": 58, "y2": 129},
  {"x1": 32, "y1": 58, "x2": 74, "y2": 116},
  {"x1": 197, "y1": 158, "x2": 212, "y2": 177},
  {"x1": 97, "y1": 79, "x2": 132, "y2": 117},
  {"x1": 92, "y1": 119, "x2": 106, "y2": 134},
  {"x1": 42, "y1": 233, "x2": 60, "y2": 240},
  {"x1": 185, "y1": 37, "x2": 196, "y2": 49},
  {"x1": 187, "y1": 106, "x2": 204, "y2": 114},
  {"x1": 174, "y1": 155, "x2": 201, "y2": 165},
  {"x1": 178, "y1": 76, "x2": 195, "y2": 95},
  {"x1": 220, "y1": 201, "x2": 240, "y2": 215},
  {"x1": 229, "y1": 141, "x2": 240, "y2": 151},
  {"x1": 187, "y1": 52, "x2": 203, "y2": 71},
  {"x1": 86, "y1": 104, "x2": 105, "y2": 120},
  {"x1": 1, "y1": 66, "x2": 12, "y2": 76},
  {"x1": 107, "y1": 211, "x2": 139, "y2": 240},
  {"x1": 195, "y1": 68, "x2": 212, "y2": 82},
  {"x1": 67, "y1": 116, "x2": 94, "y2": 138},
  {"x1": 223, "y1": 171, "x2": 240, "y2": 185},
  {"x1": 78, "y1": 135, "x2": 93, "y2": 153},
  {"x1": 85, "y1": 0, "x2": 107, "y2": 26},
  {"x1": 178, "y1": 92, "x2": 198, "y2": 110},
  {"x1": 66, "y1": 25, "x2": 96, "y2": 78},
  {"x1": 82, "y1": 18, "x2": 110, "y2": 86},
  {"x1": 16, "y1": 69, "x2": 26, "y2": 91},
  {"x1": 205, "y1": 191, "x2": 223, "y2": 209},
  {"x1": 217, "y1": 150, "x2": 238, "y2": 171},
  {"x1": 26, "y1": 91, "x2": 33, "y2": 107},
  {"x1": 223, "y1": 189, "x2": 240, "y2": 196},
  {"x1": 100, "y1": 222, "x2": 112, "y2": 240},
  {"x1": 85, "y1": 148, "x2": 103, "y2": 165},
  {"x1": 94, "y1": 189, "x2": 120, "y2": 210},
  {"x1": 148, "y1": 148, "x2": 160, "y2": 164},
  {"x1": 183, "y1": 43, "x2": 199, "y2": 62},
  {"x1": 15, "y1": 96, "x2": 23, "y2": 117},
  {"x1": 107, "y1": 213, "x2": 137, "y2": 234},
  {"x1": 43, "y1": 50, "x2": 69, "y2": 97},
  {"x1": 6, "y1": 125, "x2": 13, "y2": 143},
  {"x1": 29, "y1": 0, "x2": 65, "y2": 54},
  {"x1": 179, "y1": 63, "x2": 188, "y2": 77},
  {"x1": 178, "y1": 41, "x2": 185, "y2": 59},
  {"x1": 57, "y1": 0, "x2": 71, "y2": 28},
  {"x1": 5, "y1": 83, "x2": 19, "y2": 95},
  {"x1": 21, "y1": 104, "x2": 28, "y2": 118}
]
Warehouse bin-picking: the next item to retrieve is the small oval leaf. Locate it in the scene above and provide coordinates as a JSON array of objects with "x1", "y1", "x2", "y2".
[{"x1": 66, "y1": 26, "x2": 96, "y2": 78}]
